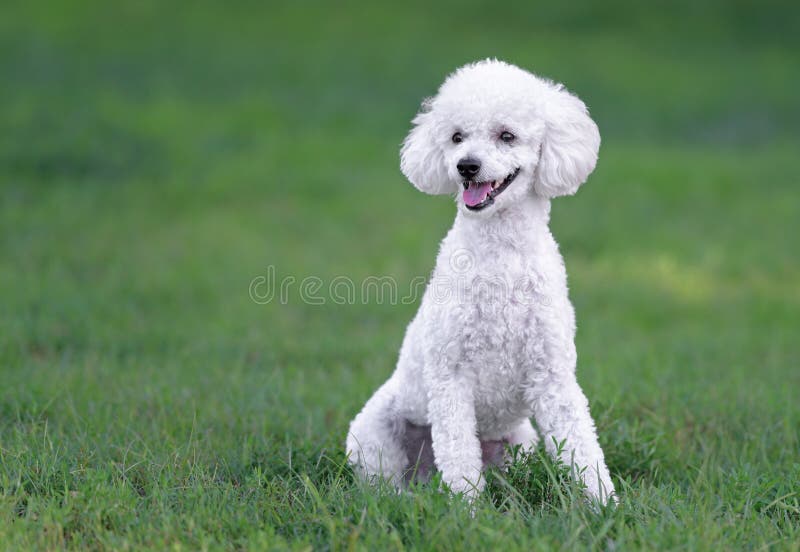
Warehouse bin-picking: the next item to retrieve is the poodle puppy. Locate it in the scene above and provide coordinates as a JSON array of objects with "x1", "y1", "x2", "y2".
[{"x1": 346, "y1": 59, "x2": 615, "y2": 504}]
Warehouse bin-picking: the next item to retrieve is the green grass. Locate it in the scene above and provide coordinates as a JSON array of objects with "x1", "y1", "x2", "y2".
[{"x1": 1, "y1": 0, "x2": 799, "y2": 549}]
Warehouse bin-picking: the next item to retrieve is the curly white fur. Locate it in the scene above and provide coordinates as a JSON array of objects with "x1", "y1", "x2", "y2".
[{"x1": 346, "y1": 59, "x2": 615, "y2": 504}]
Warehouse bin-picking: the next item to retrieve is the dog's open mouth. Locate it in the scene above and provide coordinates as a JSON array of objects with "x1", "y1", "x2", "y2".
[{"x1": 462, "y1": 168, "x2": 521, "y2": 211}]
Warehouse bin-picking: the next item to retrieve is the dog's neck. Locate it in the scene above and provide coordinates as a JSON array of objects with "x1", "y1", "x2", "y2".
[{"x1": 453, "y1": 194, "x2": 551, "y2": 250}]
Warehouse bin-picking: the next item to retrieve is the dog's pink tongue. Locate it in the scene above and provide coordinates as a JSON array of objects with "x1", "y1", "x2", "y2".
[{"x1": 463, "y1": 182, "x2": 492, "y2": 207}]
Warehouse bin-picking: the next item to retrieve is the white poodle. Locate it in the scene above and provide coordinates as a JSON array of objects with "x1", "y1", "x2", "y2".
[{"x1": 346, "y1": 59, "x2": 615, "y2": 504}]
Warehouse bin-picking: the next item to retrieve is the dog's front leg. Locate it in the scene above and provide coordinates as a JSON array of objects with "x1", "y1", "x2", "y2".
[
  {"x1": 426, "y1": 373, "x2": 483, "y2": 500},
  {"x1": 530, "y1": 372, "x2": 615, "y2": 504}
]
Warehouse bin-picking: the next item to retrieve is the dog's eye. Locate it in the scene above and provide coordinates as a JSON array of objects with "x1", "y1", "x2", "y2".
[
  {"x1": 500, "y1": 131, "x2": 515, "y2": 143},
  {"x1": 451, "y1": 132, "x2": 463, "y2": 144}
]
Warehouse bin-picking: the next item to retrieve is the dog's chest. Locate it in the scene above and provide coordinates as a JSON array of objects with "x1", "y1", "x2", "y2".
[
  {"x1": 447, "y1": 255, "x2": 548, "y2": 387},
  {"x1": 426, "y1": 231, "x2": 561, "y2": 429}
]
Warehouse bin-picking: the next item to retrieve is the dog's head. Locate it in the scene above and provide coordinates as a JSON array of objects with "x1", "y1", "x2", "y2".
[{"x1": 400, "y1": 59, "x2": 600, "y2": 215}]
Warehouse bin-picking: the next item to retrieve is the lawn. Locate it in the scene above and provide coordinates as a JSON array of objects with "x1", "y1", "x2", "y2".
[{"x1": 1, "y1": 1, "x2": 799, "y2": 549}]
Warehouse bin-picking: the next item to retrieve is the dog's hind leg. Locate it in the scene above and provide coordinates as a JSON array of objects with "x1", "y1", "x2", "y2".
[
  {"x1": 480, "y1": 419, "x2": 540, "y2": 469},
  {"x1": 346, "y1": 380, "x2": 408, "y2": 486},
  {"x1": 506, "y1": 417, "x2": 540, "y2": 453}
]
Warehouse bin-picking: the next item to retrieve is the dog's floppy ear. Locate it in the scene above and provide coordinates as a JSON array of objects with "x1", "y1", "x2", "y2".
[
  {"x1": 400, "y1": 99, "x2": 454, "y2": 195},
  {"x1": 534, "y1": 85, "x2": 600, "y2": 198}
]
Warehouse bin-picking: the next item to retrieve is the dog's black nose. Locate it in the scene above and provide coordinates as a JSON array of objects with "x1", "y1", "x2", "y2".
[{"x1": 457, "y1": 158, "x2": 481, "y2": 178}]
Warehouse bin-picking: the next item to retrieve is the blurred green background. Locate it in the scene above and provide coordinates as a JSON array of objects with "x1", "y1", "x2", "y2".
[{"x1": 1, "y1": 1, "x2": 799, "y2": 549}]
